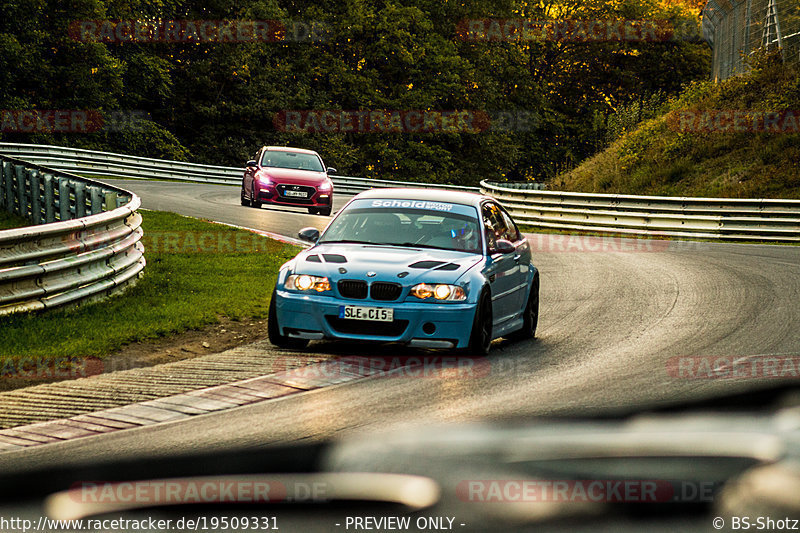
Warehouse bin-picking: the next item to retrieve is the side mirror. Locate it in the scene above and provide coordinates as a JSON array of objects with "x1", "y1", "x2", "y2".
[
  {"x1": 491, "y1": 239, "x2": 515, "y2": 255},
  {"x1": 326, "y1": 167, "x2": 337, "y2": 174},
  {"x1": 298, "y1": 227, "x2": 320, "y2": 243},
  {"x1": 246, "y1": 160, "x2": 258, "y2": 168}
]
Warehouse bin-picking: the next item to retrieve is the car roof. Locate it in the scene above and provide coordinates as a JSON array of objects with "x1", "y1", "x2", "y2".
[
  {"x1": 353, "y1": 187, "x2": 488, "y2": 207},
  {"x1": 262, "y1": 146, "x2": 320, "y2": 155}
]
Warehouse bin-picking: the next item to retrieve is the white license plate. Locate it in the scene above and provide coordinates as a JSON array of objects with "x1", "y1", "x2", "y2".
[
  {"x1": 339, "y1": 306, "x2": 394, "y2": 322},
  {"x1": 284, "y1": 190, "x2": 307, "y2": 198}
]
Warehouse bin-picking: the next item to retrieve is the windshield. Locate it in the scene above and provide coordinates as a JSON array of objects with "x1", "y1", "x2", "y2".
[
  {"x1": 261, "y1": 150, "x2": 324, "y2": 172},
  {"x1": 320, "y1": 204, "x2": 482, "y2": 254}
]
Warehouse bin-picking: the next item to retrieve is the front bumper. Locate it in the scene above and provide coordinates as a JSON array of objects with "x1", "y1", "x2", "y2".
[
  {"x1": 256, "y1": 185, "x2": 332, "y2": 207},
  {"x1": 274, "y1": 289, "x2": 476, "y2": 349}
]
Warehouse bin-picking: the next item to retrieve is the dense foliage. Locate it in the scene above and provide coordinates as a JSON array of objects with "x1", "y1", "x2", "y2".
[{"x1": 0, "y1": 0, "x2": 709, "y2": 185}]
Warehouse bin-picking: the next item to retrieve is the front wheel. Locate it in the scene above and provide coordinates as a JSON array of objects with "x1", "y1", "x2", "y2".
[
  {"x1": 267, "y1": 289, "x2": 309, "y2": 349},
  {"x1": 509, "y1": 274, "x2": 539, "y2": 341},
  {"x1": 464, "y1": 289, "x2": 493, "y2": 356},
  {"x1": 318, "y1": 206, "x2": 332, "y2": 216},
  {"x1": 251, "y1": 185, "x2": 262, "y2": 208}
]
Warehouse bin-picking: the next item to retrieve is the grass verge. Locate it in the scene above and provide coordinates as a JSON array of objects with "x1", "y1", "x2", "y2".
[
  {"x1": 0, "y1": 210, "x2": 300, "y2": 365},
  {"x1": 0, "y1": 210, "x2": 29, "y2": 230}
]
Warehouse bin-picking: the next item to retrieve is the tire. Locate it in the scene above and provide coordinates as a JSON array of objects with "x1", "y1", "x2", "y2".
[
  {"x1": 240, "y1": 188, "x2": 250, "y2": 207},
  {"x1": 319, "y1": 206, "x2": 332, "y2": 216},
  {"x1": 308, "y1": 207, "x2": 318, "y2": 215},
  {"x1": 509, "y1": 274, "x2": 539, "y2": 341},
  {"x1": 465, "y1": 289, "x2": 493, "y2": 356},
  {"x1": 267, "y1": 289, "x2": 309, "y2": 349},
  {"x1": 251, "y1": 185, "x2": 262, "y2": 208}
]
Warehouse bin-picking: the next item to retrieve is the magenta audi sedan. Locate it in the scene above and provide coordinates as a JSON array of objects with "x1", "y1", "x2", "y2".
[{"x1": 241, "y1": 146, "x2": 335, "y2": 216}]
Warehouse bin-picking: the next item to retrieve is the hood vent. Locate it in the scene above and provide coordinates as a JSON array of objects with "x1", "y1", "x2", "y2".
[
  {"x1": 322, "y1": 254, "x2": 347, "y2": 263},
  {"x1": 307, "y1": 253, "x2": 348, "y2": 263},
  {"x1": 409, "y1": 260, "x2": 460, "y2": 270},
  {"x1": 409, "y1": 260, "x2": 445, "y2": 269}
]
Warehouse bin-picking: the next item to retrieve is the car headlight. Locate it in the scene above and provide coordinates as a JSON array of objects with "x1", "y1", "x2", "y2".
[
  {"x1": 285, "y1": 274, "x2": 331, "y2": 292},
  {"x1": 317, "y1": 180, "x2": 333, "y2": 191},
  {"x1": 410, "y1": 283, "x2": 466, "y2": 301}
]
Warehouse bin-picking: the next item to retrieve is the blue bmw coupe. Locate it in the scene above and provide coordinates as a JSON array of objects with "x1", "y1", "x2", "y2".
[{"x1": 268, "y1": 188, "x2": 539, "y2": 355}]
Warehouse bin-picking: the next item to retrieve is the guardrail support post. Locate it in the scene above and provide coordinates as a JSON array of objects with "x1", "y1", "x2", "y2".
[
  {"x1": 58, "y1": 179, "x2": 71, "y2": 221},
  {"x1": 43, "y1": 174, "x2": 55, "y2": 223},
  {"x1": 15, "y1": 165, "x2": 27, "y2": 218},
  {"x1": 3, "y1": 161, "x2": 13, "y2": 214},
  {"x1": 0, "y1": 161, "x2": 7, "y2": 211},
  {"x1": 89, "y1": 186, "x2": 103, "y2": 215},
  {"x1": 30, "y1": 170, "x2": 42, "y2": 225},
  {"x1": 104, "y1": 192, "x2": 117, "y2": 212},
  {"x1": 74, "y1": 182, "x2": 86, "y2": 218}
]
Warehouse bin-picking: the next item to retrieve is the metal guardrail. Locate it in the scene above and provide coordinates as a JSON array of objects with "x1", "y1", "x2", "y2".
[
  {"x1": 1, "y1": 143, "x2": 796, "y2": 244},
  {"x1": 0, "y1": 155, "x2": 145, "y2": 316},
  {"x1": 0, "y1": 143, "x2": 480, "y2": 195},
  {"x1": 481, "y1": 181, "x2": 800, "y2": 242}
]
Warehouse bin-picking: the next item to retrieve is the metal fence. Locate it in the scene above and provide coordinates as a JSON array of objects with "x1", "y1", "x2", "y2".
[
  {"x1": 0, "y1": 155, "x2": 144, "y2": 316},
  {"x1": 703, "y1": 0, "x2": 800, "y2": 80},
  {"x1": 481, "y1": 180, "x2": 800, "y2": 242},
  {"x1": 0, "y1": 143, "x2": 481, "y2": 195}
]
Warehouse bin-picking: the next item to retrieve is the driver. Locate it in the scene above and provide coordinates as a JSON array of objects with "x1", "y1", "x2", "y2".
[
  {"x1": 450, "y1": 222, "x2": 479, "y2": 251},
  {"x1": 359, "y1": 212, "x2": 402, "y2": 242}
]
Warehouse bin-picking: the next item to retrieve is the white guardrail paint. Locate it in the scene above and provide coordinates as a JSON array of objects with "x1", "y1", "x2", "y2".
[{"x1": 0, "y1": 153, "x2": 144, "y2": 316}]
